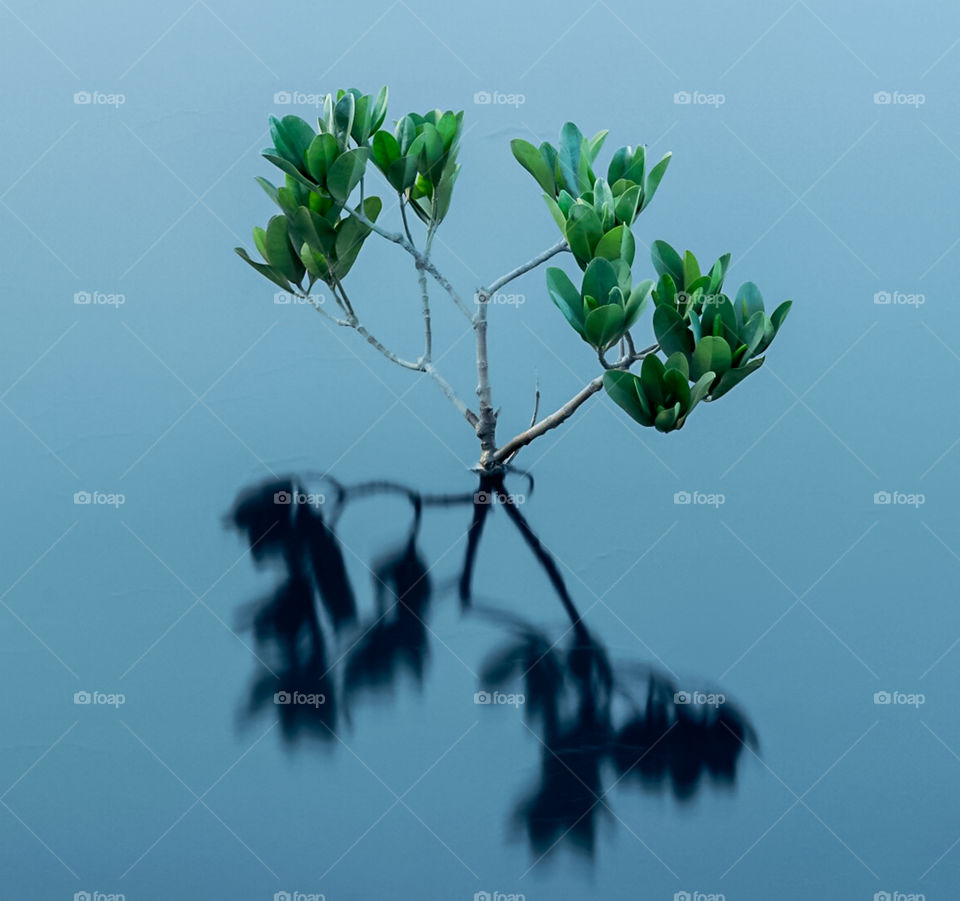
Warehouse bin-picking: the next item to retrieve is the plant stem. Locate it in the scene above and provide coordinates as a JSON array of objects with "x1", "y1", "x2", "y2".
[
  {"x1": 490, "y1": 342, "x2": 660, "y2": 464},
  {"x1": 485, "y1": 239, "x2": 569, "y2": 295},
  {"x1": 418, "y1": 227, "x2": 435, "y2": 363}
]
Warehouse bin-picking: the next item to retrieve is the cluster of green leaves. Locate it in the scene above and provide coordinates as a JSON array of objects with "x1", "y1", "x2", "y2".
[
  {"x1": 545, "y1": 257, "x2": 651, "y2": 353},
  {"x1": 511, "y1": 122, "x2": 792, "y2": 434},
  {"x1": 370, "y1": 109, "x2": 463, "y2": 225},
  {"x1": 511, "y1": 123, "x2": 670, "y2": 270},
  {"x1": 649, "y1": 240, "x2": 791, "y2": 400},
  {"x1": 602, "y1": 241, "x2": 792, "y2": 431},
  {"x1": 236, "y1": 87, "x2": 463, "y2": 297}
]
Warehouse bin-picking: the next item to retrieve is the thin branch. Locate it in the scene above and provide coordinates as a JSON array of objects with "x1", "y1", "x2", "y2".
[
  {"x1": 424, "y1": 363, "x2": 478, "y2": 427},
  {"x1": 345, "y1": 206, "x2": 473, "y2": 320},
  {"x1": 491, "y1": 342, "x2": 661, "y2": 465},
  {"x1": 418, "y1": 227, "x2": 435, "y2": 363},
  {"x1": 400, "y1": 197, "x2": 416, "y2": 246},
  {"x1": 485, "y1": 239, "x2": 569, "y2": 296}
]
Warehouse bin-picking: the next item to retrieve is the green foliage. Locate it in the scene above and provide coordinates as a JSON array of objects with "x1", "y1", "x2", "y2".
[
  {"x1": 235, "y1": 87, "x2": 453, "y2": 295},
  {"x1": 236, "y1": 93, "x2": 794, "y2": 443},
  {"x1": 511, "y1": 122, "x2": 671, "y2": 270},
  {"x1": 545, "y1": 260, "x2": 651, "y2": 353}
]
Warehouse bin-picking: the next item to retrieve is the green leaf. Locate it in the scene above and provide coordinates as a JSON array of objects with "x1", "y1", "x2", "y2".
[
  {"x1": 546, "y1": 267, "x2": 585, "y2": 335},
  {"x1": 433, "y1": 159, "x2": 460, "y2": 222},
  {"x1": 651, "y1": 240, "x2": 684, "y2": 286},
  {"x1": 264, "y1": 215, "x2": 304, "y2": 283},
  {"x1": 387, "y1": 155, "x2": 419, "y2": 193},
  {"x1": 624, "y1": 279, "x2": 652, "y2": 329},
  {"x1": 254, "y1": 176, "x2": 278, "y2": 205},
  {"x1": 771, "y1": 299, "x2": 792, "y2": 333},
  {"x1": 739, "y1": 310, "x2": 767, "y2": 361},
  {"x1": 655, "y1": 402, "x2": 682, "y2": 432},
  {"x1": 333, "y1": 196, "x2": 382, "y2": 279},
  {"x1": 653, "y1": 305, "x2": 695, "y2": 357},
  {"x1": 370, "y1": 86, "x2": 389, "y2": 133},
  {"x1": 305, "y1": 133, "x2": 339, "y2": 184},
  {"x1": 682, "y1": 250, "x2": 701, "y2": 289},
  {"x1": 581, "y1": 258, "x2": 619, "y2": 307},
  {"x1": 664, "y1": 351, "x2": 689, "y2": 381},
  {"x1": 594, "y1": 224, "x2": 635, "y2": 267},
  {"x1": 689, "y1": 371, "x2": 715, "y2": 410},
  {"x1": 614, "y1": 183, "x2": 642, "y2": 224},
  {"x1": 262, "y1": 153, "x2": 319, "y2": 192},
  {"x1": 334, "y1": 92, "x2": 355, "y2": 145},
  {"x1": 543, "y1": 194, "x2": 567, "y2": 233},
  {"x1": 235, "y1": 247, "x2": 293, "y2": 292},
  {"x1": 640, "y1": 354, "x2": 666, "y2": 408},
  {"x1": 734, "y1": 281, "x2": 765, "y2": 328},
  {"x1": 511, "y1": 139, "x2": 556, "y2": 195},
  {"x1": 642, "y1": 152, "x2": 671, "y2": 209},
  {"x1": 710, "y1": 357, "x2": 764, "y2": 399},
  {"x1": 371, "y1": 130, "x2": 400, "y2": 175},
  {"x1": 691, "y1": 336, "x2": 732, "y2": 381},
  {"x1": 558, "y1": 121, "x2": 584, "y2": 195},
  {"x1": 603, "y1": 370, "x2": 653, "y2": 426},
  {"x1": 327, "y1": 148, "x2": 370, "y2": 203},
  {"x1": 585, "y1": 129, "x2": 608, "y2": 164},
  {"x1": 663, "y1": 368, "x2": 691, "y2": 411},
  {"x1": 396, "y1": 115, "x2": 417, "y2": 154},
  {"x1": 565, "y1": 203, "x2": 603, "y2": 267},
  {"x1": 584, "y1": 304, "x2": 626, "y2": 350}
]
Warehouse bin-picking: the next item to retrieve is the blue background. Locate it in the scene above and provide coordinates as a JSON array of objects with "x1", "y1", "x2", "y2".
[{"x1": 2, "y1": 1, "x2": 959, "y2": 898}]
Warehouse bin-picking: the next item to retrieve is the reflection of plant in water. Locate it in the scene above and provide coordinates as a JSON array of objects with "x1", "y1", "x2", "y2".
[
  {"x1": 228, "y1": 474, "x2": 756, "y2": 856},
  {"x1": 234, "y1": 88, "x2": 792, "y2": 473}
]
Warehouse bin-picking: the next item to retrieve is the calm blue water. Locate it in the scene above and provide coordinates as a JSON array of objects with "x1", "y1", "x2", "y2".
[{"x1": 2, "y1": 1, "x2": 959, "y2": 899}]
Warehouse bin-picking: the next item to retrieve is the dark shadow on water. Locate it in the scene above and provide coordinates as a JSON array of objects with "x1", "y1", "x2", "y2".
[{"x1": 226, "y1": 471, "x2": 757, "y2": 859}]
